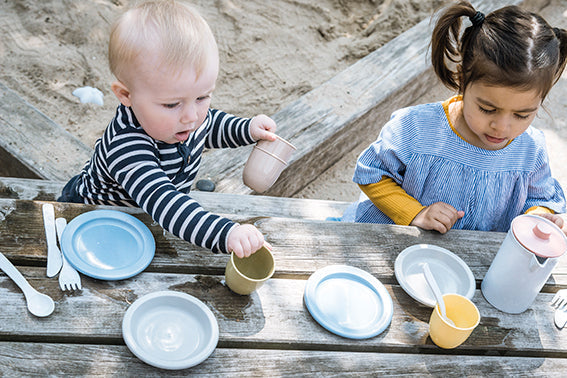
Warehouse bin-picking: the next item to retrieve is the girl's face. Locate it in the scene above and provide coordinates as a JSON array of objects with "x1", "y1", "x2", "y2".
[
  {"x1": 459, "y1": 83, "x2": 542, "y2": 150},
  {"x1": 112, "y1": 53, "x2": 219, "y2": 144}
]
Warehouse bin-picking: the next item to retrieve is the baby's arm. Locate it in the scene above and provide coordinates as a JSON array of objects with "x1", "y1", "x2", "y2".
[{"x1": 205, "y1": 109, "x2": 276, "y2": 148}]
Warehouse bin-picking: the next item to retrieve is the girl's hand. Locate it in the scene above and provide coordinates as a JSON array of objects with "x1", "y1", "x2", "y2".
[
  {"x1": 535, "y1": 213, "x2": 566, "y2": 235},
  {"x1": 410, "y1": 202, "x2": 465, "y2": 234},
  {"x1": 250, "y1": 114, "x2": 277, "y2": 142},
  {"x1": 227, "y1": 224, "x2": 266, "y2": 258}
]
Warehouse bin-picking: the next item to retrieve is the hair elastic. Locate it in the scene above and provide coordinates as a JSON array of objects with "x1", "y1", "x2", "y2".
[{"x1": 469, "y1": 11, "x2": 485, "y2": 27}]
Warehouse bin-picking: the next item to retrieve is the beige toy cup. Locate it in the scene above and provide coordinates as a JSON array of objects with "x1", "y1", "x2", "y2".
[
  {"x1": 225, "y1": 245, "x2": 275, "y2": 295},
  {"x1": 243, "y1": 135, "x2": 296, "y2": 193},
  {"x1": 428, "y1": 293, "x2": 480, "y2": 349}
]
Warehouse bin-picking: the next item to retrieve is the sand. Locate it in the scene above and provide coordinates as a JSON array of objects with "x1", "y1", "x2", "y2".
[
  {"x1": 1, "y1": 0, "x2": 566, "y2": 204},
  {"x1": 0, "y1": 0, "x2": 449, "y2": 145},
  {"x1": 0, "y1": 0, "x2": 448, "y2": 182}
]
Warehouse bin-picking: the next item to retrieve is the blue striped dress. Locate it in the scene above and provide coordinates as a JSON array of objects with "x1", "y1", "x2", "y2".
[
  {"x1": 349, "y1": 101, "x2": 566, "y2": 232},
  {"x1": 76, "y1": 104, "x2": 255, "y2": 253}
]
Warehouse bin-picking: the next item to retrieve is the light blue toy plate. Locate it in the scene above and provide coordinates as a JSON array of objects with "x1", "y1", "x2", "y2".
[
  {"x1": 61, "y1": 210, "x2": 155, "y2": 280},
  {"x1": 304, "y1": 265, "x2": 393, "y2": 339},
  {"x1": 394, "y1": 244, "x2": 475, "y2": 307}
]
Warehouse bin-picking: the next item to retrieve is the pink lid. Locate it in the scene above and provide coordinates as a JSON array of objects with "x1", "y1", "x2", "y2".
[{"x1": 512, "y1": 215, "x2": 567, "y2": 258}]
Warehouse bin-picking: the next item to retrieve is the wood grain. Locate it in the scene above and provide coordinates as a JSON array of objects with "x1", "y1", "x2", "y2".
[
  {"x1": 1, "y1": 197, "x2": 567, "y2": 374},
  {"x1": 2, "y1": 198, "x2": 567, "y2": 286},
  {"x1": 0, "y1": 178, "x2": 350, "y2": 220},
  {"x1": 1, "y1": 344, "x2": 565, "y2": 376},
  {"x1": 0, "y1": 83, "x2": 92, "y2": 181},
  {"x1": 0, "y1": 268, "x2": 565, "y2": 356}
]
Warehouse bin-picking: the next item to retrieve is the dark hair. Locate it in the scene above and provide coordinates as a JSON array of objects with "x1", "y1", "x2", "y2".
[{"x1": 431, "y1": 1, "x2": 567, "y2": 100}]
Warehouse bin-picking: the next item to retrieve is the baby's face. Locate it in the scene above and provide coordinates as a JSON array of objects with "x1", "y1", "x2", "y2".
[{"x1": 125, "y1": 56, "x2": 219, "y2": 144}]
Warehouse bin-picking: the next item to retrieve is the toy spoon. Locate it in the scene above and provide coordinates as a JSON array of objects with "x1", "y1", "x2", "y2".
[
  {"x1": 423, "y1": 262, "x2": 455, "y2": 326},
  {"x1": 0, "y1": 251, "x2": 55, "y2": 317}
]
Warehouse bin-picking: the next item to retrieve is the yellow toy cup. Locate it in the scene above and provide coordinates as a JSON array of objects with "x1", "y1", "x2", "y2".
[
  {"x1": 428, "y1": 293, "x2": 480, "y2": 349},
  {"x1": 225, "y1": 245, "x2": 275, "y2": 295}
]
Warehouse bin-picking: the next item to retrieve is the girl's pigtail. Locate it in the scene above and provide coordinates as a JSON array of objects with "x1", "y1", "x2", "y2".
[
  {"x1": 552, "y1": 27, "x2": 567, "y2": 84},
  {"x1": 430, "y1": 1, "x2": 477, "y2": 91}
]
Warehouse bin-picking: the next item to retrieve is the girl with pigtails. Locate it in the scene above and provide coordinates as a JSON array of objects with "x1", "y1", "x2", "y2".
[{"x1": 345, "y1": 1, "x2": 567, "y2": 235}]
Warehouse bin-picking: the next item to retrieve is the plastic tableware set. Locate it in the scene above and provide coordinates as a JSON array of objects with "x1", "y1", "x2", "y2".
[
  {"x1": 7, "y1": 201, "x2": 567, "y2": 367},
  {"x1": 2, "y1": 205, "x2": 218, "y2": 370},
  {"x1": 59, "y1": 209, "x2": 218, "y2": 370},
  {"x1": 304, "y1": 214, "x2": 567, "y2": 349},
  {"x1": 389, "y1": 214, "x2": 567, "y2": 349}
]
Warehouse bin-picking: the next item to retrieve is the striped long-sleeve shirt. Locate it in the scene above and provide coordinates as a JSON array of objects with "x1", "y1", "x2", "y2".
[
  {"x1": 349, "y1": 98, "x2": 566, "y2": 232},
  {"x1": 76, "y1": 104, "x2": 256, "y2": 253}
]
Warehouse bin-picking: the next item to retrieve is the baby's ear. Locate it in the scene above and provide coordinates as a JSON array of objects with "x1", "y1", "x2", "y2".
[{"x1": 111, "y1": 81, "x2": 132, "y2": 107}]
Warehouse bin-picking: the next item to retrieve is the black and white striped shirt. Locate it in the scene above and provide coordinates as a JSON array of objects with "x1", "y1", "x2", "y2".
[{"x1": 77, "y1": 104, "x2": 255, "y2": 253}]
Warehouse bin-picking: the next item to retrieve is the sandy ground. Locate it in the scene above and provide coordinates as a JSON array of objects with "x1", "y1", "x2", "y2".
[
  {"x1": 0, "y1": 0, "x2": 448, "y2": 146},
  {"x1": 295, "y1": 0, "x2": 567, "y2": 203},
  {"x1": 1, "y1": 0, "x2": 566, "y2": 204}
]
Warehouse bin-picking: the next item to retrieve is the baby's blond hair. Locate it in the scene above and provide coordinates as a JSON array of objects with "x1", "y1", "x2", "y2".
[{"x1": 109, "y1": 0, "x2": 217, "y2": 83}]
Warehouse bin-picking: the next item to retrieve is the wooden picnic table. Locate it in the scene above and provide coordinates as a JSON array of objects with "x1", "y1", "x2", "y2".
[{"x1": 1, "y1": 197, "x2": 567, "y2": 376}]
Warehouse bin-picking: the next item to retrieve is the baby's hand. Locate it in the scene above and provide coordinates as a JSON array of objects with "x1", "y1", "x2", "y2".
[
  {"x1": 250, "y1": 114, "x2": 277, "y2": 142},
  {"x1": 227, "y1": 224, "x2": 266, "y2": 258},
  {"x1": 410, "y1": 202, "x2": 464, "y2": 234}
]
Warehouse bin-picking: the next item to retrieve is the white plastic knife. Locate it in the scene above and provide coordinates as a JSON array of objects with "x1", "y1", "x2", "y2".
[
  {"x1": 555, "y1": 308, "x2": 567, "y2": 329},
  {"x1": 42, "y1": 203, "x2": 62, "y2": 277}
]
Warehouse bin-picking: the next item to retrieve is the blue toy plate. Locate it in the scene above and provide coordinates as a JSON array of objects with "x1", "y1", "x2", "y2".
[
  {"x1": 61, "y1": 210, "x2": 155, "y2": 280},
  {"x1": 304, "y1": 265, "x2": 393, "y2": 339}
]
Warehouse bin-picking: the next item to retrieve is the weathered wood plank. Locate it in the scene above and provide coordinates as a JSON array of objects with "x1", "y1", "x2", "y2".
[
  {"x1": 194, "y1": 0, "x2": 523, "y2": 197},
  {"x1": 2, "y1": 198, "x2": 567, "y2": 287},
  {"x1": 0, "y1": 268, "x2": 565, "y2": 356},
  {"x1": 0, "y1": 197, "x2": 502, "y2": 280},
  {"x1": 1, "y1": 343, "x2": 566, "y2": 376},
  {"x1": 0, "y1": 177, "x2": 349, "y2": 220},
  {"x1": 0, "y1": 82, "x2": 92, "y2": 181}
]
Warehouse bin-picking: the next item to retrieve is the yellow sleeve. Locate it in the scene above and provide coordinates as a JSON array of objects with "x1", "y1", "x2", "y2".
[
  {"x1": 359, "y1": 177, "x2": 425, "y2": 226},
  {"x1": 525, "y1": 206, "x2": 554, "y2": 215}
]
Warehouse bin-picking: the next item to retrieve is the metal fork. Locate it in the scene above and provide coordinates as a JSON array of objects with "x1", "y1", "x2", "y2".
[
  {"x1": 551, "y1": 289, "x2": 567, "y2": 329},
  {"x1": 55, "y1": 218, "x2": 82, "y2": 291}
]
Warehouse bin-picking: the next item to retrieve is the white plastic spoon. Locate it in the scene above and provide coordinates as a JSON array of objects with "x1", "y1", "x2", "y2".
[
  {"x1": 0, "y1": 251, "x2": 55, "y2": 317},
  {"x1": 423, "y1": 262, "x2": 455, "y2": 326}
]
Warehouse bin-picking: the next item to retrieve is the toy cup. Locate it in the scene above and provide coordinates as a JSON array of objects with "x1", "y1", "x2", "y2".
[
  {"x1": 428, "y1": 293, "x2": 480, "y2": 349},
  {"x1": 225, "y1": 245, "x2": 275, "y2": 295},
  {"x1": 243, "y1": 135, "x2": 296, "y2": 193}
]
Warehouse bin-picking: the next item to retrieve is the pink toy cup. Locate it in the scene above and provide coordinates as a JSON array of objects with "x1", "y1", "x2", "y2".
[{"x1": 243, "y1": 135, "x2": 296, "y2": 193}]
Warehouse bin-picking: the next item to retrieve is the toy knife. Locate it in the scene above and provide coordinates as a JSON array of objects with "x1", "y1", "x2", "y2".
[{"x1": 42, "y1": 203, "x2": 62, "y2": 277}]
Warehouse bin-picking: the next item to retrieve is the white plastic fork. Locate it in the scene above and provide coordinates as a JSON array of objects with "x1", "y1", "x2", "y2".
[
  {"x1": 55, "y1": 218, "x2": 82, "y2": 291},
  {"x1": 551, "y1": 289, "x2": 567, "y2": 329}
]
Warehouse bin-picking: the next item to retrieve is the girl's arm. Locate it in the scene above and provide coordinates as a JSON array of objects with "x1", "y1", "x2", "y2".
[
  {"x1": 361, "y1": 176, "x2": 464, "y2": 233},
  {"x1": 359, "y1": 176, "x2": 425, "y2": 225}
]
